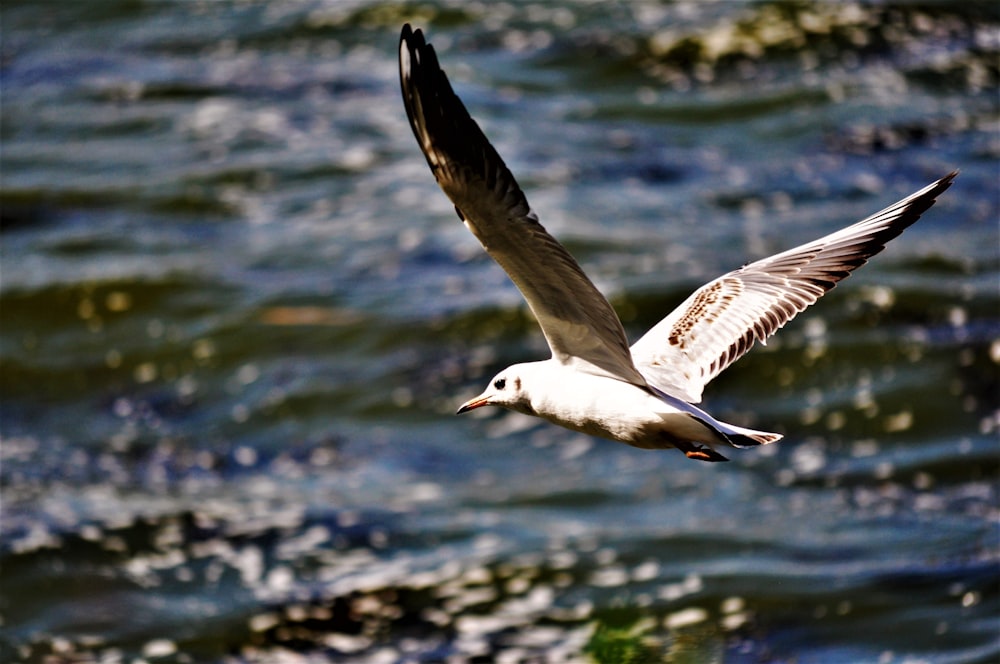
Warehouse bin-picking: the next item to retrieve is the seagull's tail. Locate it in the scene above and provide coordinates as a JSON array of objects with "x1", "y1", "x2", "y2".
[
  {"x1": 718, "y1": 423, "x2": 783, "y2": 449},
  {"x1": 649, "y1": 386, "x2": 783, "y2": 449}
]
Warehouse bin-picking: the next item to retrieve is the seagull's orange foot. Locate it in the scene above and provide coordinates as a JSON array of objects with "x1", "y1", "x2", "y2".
[{"x1": 683, "y1": 447, "x2": 729, "y2": 462}]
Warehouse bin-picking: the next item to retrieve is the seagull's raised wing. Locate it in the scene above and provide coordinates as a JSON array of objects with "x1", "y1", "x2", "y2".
[
  {"x1": 400, "y1": 24, "x2": 645, "y2": 384},
  {"x1": 630, "y1": 172, "x2": 957, "y2": 403}
]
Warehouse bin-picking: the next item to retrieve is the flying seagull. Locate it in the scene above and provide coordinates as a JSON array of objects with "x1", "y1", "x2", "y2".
[{"x1": 398, "y1": 24, "x2": 956, "y2": 462}]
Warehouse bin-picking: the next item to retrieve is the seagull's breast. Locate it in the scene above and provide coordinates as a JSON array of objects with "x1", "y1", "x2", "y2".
[{"x1": 526, "y1": 364, "x2": 681, "y2": 445}]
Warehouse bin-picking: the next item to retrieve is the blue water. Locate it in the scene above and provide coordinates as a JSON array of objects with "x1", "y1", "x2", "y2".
[{"x1": 2, "y1": 2, "x2": 998, "y2": 662}]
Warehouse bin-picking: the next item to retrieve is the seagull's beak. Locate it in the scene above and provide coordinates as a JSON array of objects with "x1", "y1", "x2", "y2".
[{"x1": 456, "y1": 393, "x2": 490, "y2": 414}]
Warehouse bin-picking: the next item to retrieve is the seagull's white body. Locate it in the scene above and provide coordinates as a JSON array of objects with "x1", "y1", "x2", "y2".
[
  {"x1": 486, "y1": 360, "x2": 772, "y2": 457},
  {"x1": 398, "y1": 24, "x2": 956, "y2": 462}
]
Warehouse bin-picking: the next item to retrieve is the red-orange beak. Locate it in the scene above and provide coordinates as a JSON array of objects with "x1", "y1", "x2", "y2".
[{"x1": 456, "y1": 393, "x2": 490, "y2": 414}]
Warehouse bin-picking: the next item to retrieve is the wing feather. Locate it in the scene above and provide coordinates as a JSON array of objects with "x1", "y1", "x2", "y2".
[
  {"x1": 631, "y1": 171, "x2": 957, "y2": 403},
  {"x1": 400, "y1": 25, "x2": 644, "y2": 384}
]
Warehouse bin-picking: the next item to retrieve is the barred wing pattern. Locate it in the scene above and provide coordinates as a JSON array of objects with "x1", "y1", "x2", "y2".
[{"x1": 630, "y1": 172, "x2": 957, "y2": 403}]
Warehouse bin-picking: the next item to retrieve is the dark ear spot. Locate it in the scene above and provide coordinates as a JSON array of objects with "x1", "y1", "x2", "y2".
[{"x1": 514, "y1": 376, "x2": 521, "y2": 391}]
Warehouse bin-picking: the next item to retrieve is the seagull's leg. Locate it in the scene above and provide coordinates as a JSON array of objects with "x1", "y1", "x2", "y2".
[{"x1": 673, "y1": 440, "x2": 729, "y2": 462}]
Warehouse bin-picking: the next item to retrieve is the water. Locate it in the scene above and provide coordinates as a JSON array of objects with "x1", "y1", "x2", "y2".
[{"x1": 2, "y1": 1, "x2": 998, "y2": 662}]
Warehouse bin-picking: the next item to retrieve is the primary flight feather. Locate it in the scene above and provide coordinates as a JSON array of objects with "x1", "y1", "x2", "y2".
[{"x1": 399, "y1": 24, "x2": 956, "y2": 462}]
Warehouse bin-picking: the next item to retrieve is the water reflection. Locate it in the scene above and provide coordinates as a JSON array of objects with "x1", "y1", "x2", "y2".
[{"x1": 2, "y1": 1, "x2": 998, "y2": 662}]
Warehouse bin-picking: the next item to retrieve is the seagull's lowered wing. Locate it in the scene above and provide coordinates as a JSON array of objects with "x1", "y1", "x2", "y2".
[
  {"x1": 631, "y1": 172, "x2": 957, "y2": 403},
  {"x1": 400, "y1": 24, "x2": 645, "y2": 384}
]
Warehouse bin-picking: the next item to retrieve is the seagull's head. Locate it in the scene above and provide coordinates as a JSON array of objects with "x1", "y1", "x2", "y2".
[{"x1": 456, "y1": 366, "x2": 533, "y2": 415}]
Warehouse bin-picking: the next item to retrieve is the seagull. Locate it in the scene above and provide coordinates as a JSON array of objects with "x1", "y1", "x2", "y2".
[{"x1": 398, "y1": 24, "x2": 956, "y2": 462}]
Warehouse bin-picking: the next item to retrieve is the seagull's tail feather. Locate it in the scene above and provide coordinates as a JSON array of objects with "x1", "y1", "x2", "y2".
[
  {"x1": 649, "y1": 386, "x2": 783, "y2": 449},
  {"x1": 719, "y1": 424, "x2": 783, "y2": 448}
]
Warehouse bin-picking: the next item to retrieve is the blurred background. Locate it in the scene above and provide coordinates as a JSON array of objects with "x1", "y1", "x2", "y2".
[{"x1": 2, "y1": 1, "x2": 998, "y2": 662}]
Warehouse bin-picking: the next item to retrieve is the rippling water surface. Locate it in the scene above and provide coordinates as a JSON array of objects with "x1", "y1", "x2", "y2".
[{"x1": 2, "y1": 2, "x2": 998, "y2": 662}]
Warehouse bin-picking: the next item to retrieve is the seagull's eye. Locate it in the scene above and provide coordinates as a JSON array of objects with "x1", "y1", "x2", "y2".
[{"x1": 493, "y1": 378, "x2": 506, "y2": 390}]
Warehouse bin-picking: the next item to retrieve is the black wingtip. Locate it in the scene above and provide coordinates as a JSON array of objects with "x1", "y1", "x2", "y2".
[
  {"x1": 934, "y1": 169, "x2": 958, "y2": 197},
  {"x1": 938, "y1": 169, "x2": 959, "y2": 190},
  {"x1": 399, "y1": 23, "x2": 441, "y2": 96},
  {"x1": 904, "y1": 169, "x2": 958, "y2": 222},
  {"x1": 400, "y1": 22, "x2": 420, "y2": 47},
  {"x1": 401, "y1": 23, "x2": 431, "y2": 59}
]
